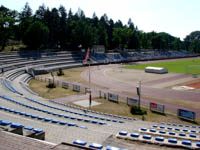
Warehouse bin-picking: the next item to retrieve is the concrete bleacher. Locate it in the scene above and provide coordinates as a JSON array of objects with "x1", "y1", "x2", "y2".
[{"x1": 0, "y1": 50, "x2": 199, "y2": 150}]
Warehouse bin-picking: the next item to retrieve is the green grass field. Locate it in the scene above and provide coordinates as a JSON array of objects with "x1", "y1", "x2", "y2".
[{"x1": 123, "y1": 58, "x2": 200, "y2": 74}]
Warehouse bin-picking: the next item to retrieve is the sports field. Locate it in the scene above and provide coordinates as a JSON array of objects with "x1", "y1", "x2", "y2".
[{"x1": 123, "y1": 58, "x2": 200, "y2": 74}]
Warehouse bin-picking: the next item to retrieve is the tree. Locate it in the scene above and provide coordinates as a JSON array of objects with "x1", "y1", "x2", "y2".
[
  {"x1": 0, "y1": 5, "x2": 17, "y2": 50},
  {"x1": 23, "y1": 21, "x2": 49, "y2": 49}
]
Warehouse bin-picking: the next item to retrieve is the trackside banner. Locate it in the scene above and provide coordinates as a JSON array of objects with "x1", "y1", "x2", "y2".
[
  {"x1": 150, "y1": 102, "x2": 165, "y2": 113},
  {"x1": 178, "y1": 109, "x2": 195, "y2": 121}
]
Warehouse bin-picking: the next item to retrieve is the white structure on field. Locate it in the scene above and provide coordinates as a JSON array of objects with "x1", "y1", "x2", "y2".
[{"x1": 145, "y1": 66, "x2": 168, "y2": 74}]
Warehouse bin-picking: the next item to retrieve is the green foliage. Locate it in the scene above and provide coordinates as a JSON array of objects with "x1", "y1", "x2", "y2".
[
  {"x1": 0, "y1": 5, "x2": 17, "y2": 50},
  {"x1": 130, "y1": 105, "x2": 147, "y2": 115},
  {"x1": 57, "y1": 68, "x2": 64, "y2": 76},
  {"x1": 46, "y1": 83, "x2": 56, "y2": 88},
  {"x1": 0, "y1": 3, "x2": 200, "y2": 52},
  {"x1": 23, "y1": 21, "x2": 49, "y2": 49},
  {"x1": 123, "y1": 58, "x2": 200, "y2": 74}
]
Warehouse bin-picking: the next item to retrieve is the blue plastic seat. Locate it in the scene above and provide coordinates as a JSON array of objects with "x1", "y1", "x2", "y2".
[
  {"x1": 89, "y1": 143, "x2": 103, "y2": 149},
  {"x1": 182, "y1": 129, "x2": 188, "y2": 132},
  {"x1": 142, "y1": 134, "x2": 152, "y2": 140},
  {"x1": 106, "y1": 118, "x2": 111, "y2": 121},
  {"x1": 168, "y1": 138, "x2": 177, "y2": 144},
  {"x1": 106, "y1": 146, "x2": 120, "y2": 150},
  {"x1": 155, "y1": 136, "x2": 164, "y2": 142},
  {"x1": 77, "y1": 118, "x2": 83, "y2": 121},
  {"x1": 73, "y1": 140, "x2": 87, "y2": 146},
  {"x1": 119, "y1": 131, "x2": 128, "y2": 136},
  {"x1": 70, "y1": 117, "x2": 76, "y2": 120},
  {"x1": 149, "y1": 129, "x2": 156, "y2": 133},
  {"x1": 159, "y1": 131, "x2": 166, "y2": 134},
  {"x1": 130, "y1": 133, "x2": 140, "y2": 138},
  {"x1": 31, "y1": 115, "x2": 38, "y2": 119},
  {"x1": 19, "y1": 112, "x2": 25, "y2": 115},
  {"x1": 190, "y1": 130, "x2": 196, "y2": 133},
  {"x1": 24, "y1": 113, "x2": 31, "y2": 117},
  {"x1": 68, "y1": 123, "x2": 76, "y2": 126},
  {"x1": 179, "y1": 133, "x2": 186, "y2": 137},
  {"x1": 38, "y1": 116, "x2": 44, "y2": 120},
  {"x1": 13, "y1": 110, "x2": 20, "y2": 114},
  {"x1": 112, "y1": 120, "x2": 117, "y2": 122},
  {"x1": 160, "y1": 126, "x2": 165, "y2": 129},
  {"x1": 140, "y1": 128, "x2": 147, "y2": 131},
  {"x1": 24, "y1": 126, "x2": 33, "y2": 130},
  {"x1": 0, "y1": 120, "x2": 11, "y2": 126},
  {"x1": 64, "y1": 115, "x2": 69, "y2": 118},
  {"x1": 33, "y1": 128, "x2": 43, "y2": 133},
  {"x1": 84, "y1": 119, "x2": 90, "y2": 122},
  {"x1": 189, "y1": 134, "x2": 196, "y2": 138},
  {"x1": 11, "y1": 123, "x2": 23, "y2": 128},
  {"x1": 92, "y1": 120, "x2": 97, "y2": 124},
  {"x1": 196, "y1": 142, "x2": 200, "y2": 147},
  {"x1": 52, "y1": 120, "x2": 59, "y2": 123},
  {"x1": 58, "y1": 114, "x2": 64, "y2": 117},
  {"x1": 79, "y1": 126, "x2": 87, "y2": 129},
  {"x1": 167, "y1": 127, "x2": 172, "y2": 130},
  {"x1": 175, "y1": 128, "x2": 180, "y2": 131},
  {"x1": 44, "y1": 118, "x2": 52, "y2": 122},
  {"x1": 169, "y1": 132, "x2": 176, "y2": 136},
  {"x1": 59, "y1": 121, "x2": 67, "y2": 125},
  {"x1": 99, "y1": 122, "x2": 105, "y2": 125},
  {"x1": 119, "y1": 120, "x2": 124, "y2": 123},
  {"x1": 152, "y1": 125, "x2": 158, "y2": 128},
  {"x1": 182, "y1": 140, "x2": 191, "y2": 146}
]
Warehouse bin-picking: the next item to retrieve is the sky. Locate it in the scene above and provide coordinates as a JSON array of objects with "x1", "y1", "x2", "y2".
[{"x1": 1, "y1": 0, "x2": 200, "y2": 40}]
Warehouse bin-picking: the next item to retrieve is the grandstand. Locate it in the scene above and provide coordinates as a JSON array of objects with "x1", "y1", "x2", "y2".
[{"x1": 0, "y1": 50, "x2": 200, "y2": 150}]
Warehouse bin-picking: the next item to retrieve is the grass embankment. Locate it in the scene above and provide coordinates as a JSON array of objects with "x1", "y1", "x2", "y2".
[
  {"x1": 71, "y1": 98, "x2": 198, "y2": 125},
  {"x1": 29, "y1": 79, "x2": 80, "y2": 99},
  {"x1": 123, "y1": 58, "x2": 200, "y2": 74}
]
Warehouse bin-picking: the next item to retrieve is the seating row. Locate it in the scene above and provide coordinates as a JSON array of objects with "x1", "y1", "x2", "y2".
[
  {"x1": 2, "y1": 78, "x2": 23, "y2": 95},
  {"x1": 26, "y1": 97, "x2": 122, "y2": 124},
  {"x1": 0, "y1": 105, "x2": 88, "y2": 129},
  {"x1": 0, "y1": 119, "x2": 45, "y2": 140},
  {"x1": 19, "y1": 81, "x2": 39, "y2": 96},
  {"x1": 160, "y1": 122, "x2": 200, "y2": 129},
  {"x1": 0, "y1": 95, "x2": 105, "y2": 126},
  {"x1": 152, "y1": 125, "x2": 200, "y2": 134},
  {"x1": 139, "y1": 128, "x2": 200, "y2": 141},
  {"x1": 116, "y1": 131, "x2": 200, "y2": 149},
  {"x1": 50, "y1": 100, "x2": 135, "y2": 122},
  {"x1": 73, "y1": 139, "x2": 127, "y2": 150}
]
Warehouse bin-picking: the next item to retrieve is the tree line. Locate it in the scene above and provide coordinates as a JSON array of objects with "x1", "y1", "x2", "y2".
[{"x1": 0, "y1": 3, "x2": 200, "y2": 52}]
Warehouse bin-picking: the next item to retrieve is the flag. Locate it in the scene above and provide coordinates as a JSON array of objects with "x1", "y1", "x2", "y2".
[{"x1": 83, "y1": 48, "x2": 90, "y2": 63}]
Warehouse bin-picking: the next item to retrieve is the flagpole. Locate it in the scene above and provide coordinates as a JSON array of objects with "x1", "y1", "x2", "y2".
[{"x1": 89, "y1": 59, "x2": 92, "y2": 108}]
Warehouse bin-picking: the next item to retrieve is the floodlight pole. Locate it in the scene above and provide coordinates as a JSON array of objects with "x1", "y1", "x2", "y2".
[
  {"x1": 89, "y1": 58, "x2": 92, "y2": 108},
  {"x1": 137, "y1": 80, "x2": 141, "y2": 108}
]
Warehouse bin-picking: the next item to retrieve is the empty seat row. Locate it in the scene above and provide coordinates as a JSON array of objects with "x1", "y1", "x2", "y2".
[
  {"x1": 160, "y1": 122, "x2": 200, "y2": 129},
  {"x1": 2, "y1": 78, "x2": 23, "y2": 95},
  {"x1": 152, "y1": 125, "x2": 200, "y2": 134},
  {"x1": 139, "y1": 128, "x2": 200, "y2": 141},
  {"x1": 50, "y1": 99, "x2": 136, "y2": 122},
  {"x1": 0, "y1": 95, "x2": 105, "y2": 126},
  {"x1": 26, "y1": 97, "x2": 122, "y2": 124},
  {"x1": 73, "y1": 139, "x2": 127, "y2": 150},
  {"x1": 0, "y1": 105, "x2": 88, "y2": 129},
  {"x1": 19, "y1": 81, "x2": 39, "y2": 96},
  {"x1": 0, "y1": 119, "x2": 43, "y2": 134},
  {"x1": 117, "y1": 131, "x2": 200, "y2": 149}
]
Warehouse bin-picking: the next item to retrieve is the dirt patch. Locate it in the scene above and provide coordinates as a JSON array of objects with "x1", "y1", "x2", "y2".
[{"x1": 187, "y1": 81, "x2": 200, "y2": 89}]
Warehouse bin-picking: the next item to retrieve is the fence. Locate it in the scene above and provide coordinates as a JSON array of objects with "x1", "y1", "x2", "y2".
[{"x1": 34, "y1": 76, "x2": 199, "y2": 121}]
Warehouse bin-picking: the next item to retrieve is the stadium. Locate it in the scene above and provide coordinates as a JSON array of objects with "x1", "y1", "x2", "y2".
[{"x1": 0, "y1": 49, "x2": 200, "y2": 150}]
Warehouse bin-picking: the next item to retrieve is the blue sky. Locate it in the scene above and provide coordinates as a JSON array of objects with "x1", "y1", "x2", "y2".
[{"x1": 1, "y1": 0, "x2": 200, "y2": 40}]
